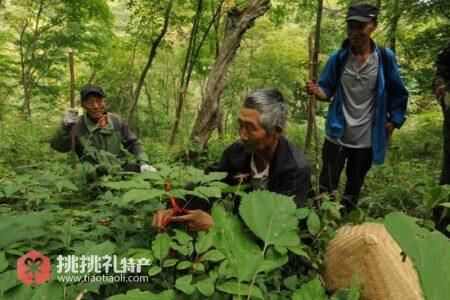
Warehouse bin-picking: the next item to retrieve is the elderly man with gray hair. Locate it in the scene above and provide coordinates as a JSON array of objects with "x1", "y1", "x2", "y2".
[{"x1": 152, "y1": 88, "x2": 312, "y2": 231}]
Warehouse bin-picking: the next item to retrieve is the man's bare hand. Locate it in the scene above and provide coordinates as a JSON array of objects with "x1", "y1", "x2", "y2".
[
  {"x1": 306, "y1": 79, "x2": 327, "y2": 100},
  {"x1": 386, "y1": 121, "x2": 395, "y2": 145},
  {"x1": 151, "y1": 209, "x2": 173, "y2": 228},
  {"x1": 435, "y1": 84, "x2": 446, "y2": 99},
  {"x1": 169, "y1": 210, "x2": 213, "y2": 232}
]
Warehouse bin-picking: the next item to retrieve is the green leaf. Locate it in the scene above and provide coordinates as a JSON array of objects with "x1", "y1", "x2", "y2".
[
  {"x1": 439, "y1": 202, "x2": 450, "y2": 208},
  {"x1": 384, "y1": 212, "x2": 450, "y2": 300},
  {"x1": 0, "y1": 251, "x2": 8, "y2": 272},
  {"x1": 239, "y1": 190, "x2": 300, "y2": 247},
  {"x1": 212, "y1": 205, "x2": 263, "y2": 282},
  {"x1": 84, "y1": 240, "x2": 115, "y2": 257},
  {"x1": 195, "y1": 231, "x2": 214, "y2": 254},
  {"x1": 202, "y1": 249, "x2": 225, "y2": 262},
  {"x1": 292, "y1": 277, "x2": 327, "y2": 300},
  {"x1": 195, "y1": 186, "x2": 222, "y2": 198},
  {"x1": 162, "y1": 258, "x2": 178, "y2": 267},
  {"x1": 119, "y1": 189, "x2": 166, "y2": 206},
  {"x1": 148, "y1": 266, "x2": 162, "y2": 276},
  {"x1": 173, "y1": 229, "x2": 193, "y2": 244},
  {"x1": 284, "y1": 275, "x2": 298, "y2": 290},
  {"x1": 107, "y1": 289, "x2": 157, "y2": 299},
  {"x1": 296, "y1": 207, "x2": 311, "y2": 219},
  {"x1": 347, "y1": 271, "x2": 361, "y2": 300},
  {"x1": 177, "y1": 261, "x2": 192, "y2": 270},
  {"x1": 256, "y1": 260, "x2": 280, "y2": 273},
  {"x1": 0, "y1": 270, "x2": 19, "y2": 292},
  {"x1": 307, "y1": 211, "x2": 321, "y2": 235},
  {"x1": 152, "y1": 233, "x2": 171, "y2": 261},
  {"x1": 217, "y1": 281, "x2": 263, "y2": 299},
  {"x1": 196, "y1": 277, "x2": 214, "y2": 296},
  {"x1": 203, "y1": 172, "x2": 228, "y2": 182},
  {"x1": 101, "y1": 180, "x2": 149, "y2": 190},
  {"x1": 55, "y1": 180, "x2": 78, "y2": 192},
  {"x1": 3, "y1": 185, "x2": 19, "y2": 198},
  {"x1": 175, "y1": 275, "x2": 194, "y2": 295},
  {"x1": 193, "y1": 262, "x2": 205, "y2": 272},
  {"x1": 287, "y1": 245, "x2": 310, "y2": 260}
]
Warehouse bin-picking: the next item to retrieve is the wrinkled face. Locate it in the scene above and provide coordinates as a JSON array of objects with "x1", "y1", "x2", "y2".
[
  {"x1": 347, "y1": 20, "x2": 376, "y2": 47},
  {"x1": 238, "y1": 108, "x2": 277, "y2": 153},
  {"x1": 82, "y1": 94, "x2": 106, "y2": 121}
]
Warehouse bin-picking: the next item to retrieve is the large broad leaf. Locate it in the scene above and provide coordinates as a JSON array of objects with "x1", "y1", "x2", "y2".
[
  {"x1": 216, "y1": 281, "x2": 263, "y2": 299},
  {"x1": 175, "y1": 275, "x2": 194, "y2": 295},
  {"x1": 239, "y1": 190, "x2": 300, "y2": 247},
  {"x1": 212, "y1": 205, "x2": 263, "y2": 282},
  {"x1": 196, "y1": 277, "x2": 215, "y2": 296},
  {"x1": 384, "y1": 212, "x2": 450, "y2": 300},
  {"x1": 101, "y1": 180, "x2": 149, "y2": 191},
  {"x1": 107, "y1": 289, "x2": 175, "y2": 299},
  {"x1": 0, "y1": 212, "x2": 51, "y2": 248},
  {"x1": 152, "y1": 233, "x2": 171, "y2": 261},
  {"x1": 119, "y1": 189, "x2": 166, "y2": 206},
  {"x1": 292, "y1": 277, "x2": 327, "y2": 300}
]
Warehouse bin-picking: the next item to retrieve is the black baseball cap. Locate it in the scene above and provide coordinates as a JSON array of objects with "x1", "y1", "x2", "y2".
[
  {"x1": 346, "y1": 2, "x2": 378, "y2": 23},
  {"x1": 80, "y1": 86, "x2": 106, "y2": 101}
]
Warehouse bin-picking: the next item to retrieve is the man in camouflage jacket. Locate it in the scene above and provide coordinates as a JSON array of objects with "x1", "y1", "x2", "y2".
[{"x1": 51, "y1": 86, "x2": 155, "y2": 173}]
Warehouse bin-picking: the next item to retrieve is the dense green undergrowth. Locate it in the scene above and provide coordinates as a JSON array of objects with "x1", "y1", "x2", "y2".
[{"x1": 0, "y1": 108, "x2": 449, "y2": 299}]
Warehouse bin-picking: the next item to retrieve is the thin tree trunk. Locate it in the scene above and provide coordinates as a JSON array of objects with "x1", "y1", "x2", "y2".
[
  {"x1": 376, "y1": 0, "x2": 381, "y2": 12},
  {"x1": 305, "y1": 0, "x2": 323, "y2": 152},
  {"x1": 169, "y1": 0, "x2": 224, "y2": 149},
  {"x1": 305, "y1": 0, "x2": 323, "y2": 195},
  {"x1": 19, "y1": 0, "x2": 44, "y2": 117},
  {"x1": 126, "y1": 0, "x2": 174, "y2": 124},
  {"x1": 190, "y1": 0, "x2": 270, "y2": 150},
  {"x1": 388, "y1": 0, "x2": 400, "y2": 53},
  {"x1": 144, "y1": 84, "x2": 159, "y2": 138}
]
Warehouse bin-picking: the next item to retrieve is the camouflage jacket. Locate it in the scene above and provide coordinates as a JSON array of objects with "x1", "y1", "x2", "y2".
[
  {"x1": 434, "y1": 40, "x2": 450, "y2": 89},
  {"x1": 50, "y1": 112, "x2": 149, "y2": 166}
]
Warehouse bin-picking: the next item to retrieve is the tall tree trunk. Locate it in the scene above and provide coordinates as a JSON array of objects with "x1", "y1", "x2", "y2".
[
  {"x1": 19, "y1": 0, "x2": 44, "y2": 117},
  {"x1": 305, "y1": 0, "x2": 323, "y2": 194},
  {"x1": 305, "y1": 0, "x2": 323, "y2": 152},
  {"x1": 126, "y1": 0, "x2": 174, "y2": 124},
  {"x1": 144, "y1": 84, "x2": 159, "y2": 138},
  {"x1": 388, "y1": 0, "x2": 400, "y2": 53},
  {"x1": 169, "y1": 0, "x2": 224, "y2": 148},
  {"x1": 190, "y1": 0, "x2": 270, "y2": 150},
  {"x1": 375, "y1": 0, "x2": 381, "y2": 12}
]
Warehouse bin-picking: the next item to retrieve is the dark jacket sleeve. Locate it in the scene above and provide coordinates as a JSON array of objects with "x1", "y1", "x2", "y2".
[
  {"x1": 433, "y1": 41, "x2": 450, "y2": 89},
  {"x1": 205, "y1": 146, "x2": 238, "y2": 186},
  {"x1": 277, "y1": 166, "x2": 312, "y2": 207},
  {"x1": 50, "y1": 123, "x2": 72, "y2": 153},
  {"x1": 114, "y1": 115, "x2": 149, "y2": 165}
]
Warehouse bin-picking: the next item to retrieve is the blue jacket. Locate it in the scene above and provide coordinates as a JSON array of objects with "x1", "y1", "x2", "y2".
[{"x1": 318, "y1": 40, "x2": 409, "y2": 164}]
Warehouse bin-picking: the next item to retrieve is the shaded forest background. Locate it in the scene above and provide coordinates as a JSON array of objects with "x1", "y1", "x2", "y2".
[{"x1": 0, "y1": 0, "x2": 449, "y2": 201}]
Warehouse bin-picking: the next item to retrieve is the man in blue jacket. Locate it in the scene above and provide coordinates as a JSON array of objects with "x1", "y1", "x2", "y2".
[{"x1": 306, "y1": 2, "x2": 408, "y2": 211}]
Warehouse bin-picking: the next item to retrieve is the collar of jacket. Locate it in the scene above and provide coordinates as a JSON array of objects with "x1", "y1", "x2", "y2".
[
  {"x1": 228, "y1": 136, "x2": 297, "y2": 180},
  {"x1": 83, "y1": 112, "x2": 114, "y2": 134}
]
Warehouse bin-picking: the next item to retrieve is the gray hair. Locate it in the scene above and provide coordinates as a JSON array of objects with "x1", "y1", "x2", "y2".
[{"x1": 243, "y1": 88, "x2": 288, "y2": 132}]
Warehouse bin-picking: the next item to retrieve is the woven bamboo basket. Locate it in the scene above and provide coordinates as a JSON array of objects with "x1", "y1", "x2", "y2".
[{"x1": 321, "y1": 222, "x2": 424, "y2": 300}]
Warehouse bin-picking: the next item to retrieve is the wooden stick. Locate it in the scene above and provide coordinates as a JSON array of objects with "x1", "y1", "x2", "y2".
[{"x1": 69, "y1": 49, "x2": 76, "y2": 164}]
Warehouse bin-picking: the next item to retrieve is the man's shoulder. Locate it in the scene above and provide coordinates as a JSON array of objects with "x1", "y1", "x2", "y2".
[
  {"x1": 107, "y1": 112, "x2": 125, "y2": 129},
  {"x1": 279, "y1": 137, "x2": 311, "y2": 171},
  {"x1": 224, "y1": 140, "x2": 245, "y2": 154}
]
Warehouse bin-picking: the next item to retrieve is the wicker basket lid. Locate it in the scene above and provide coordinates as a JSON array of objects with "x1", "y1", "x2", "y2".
[{"x1": 322, "y1": 222, "x2": 424, "y2": 300}]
